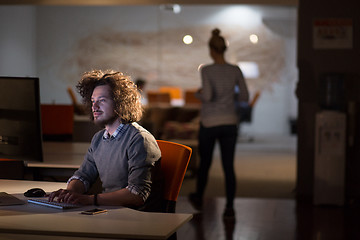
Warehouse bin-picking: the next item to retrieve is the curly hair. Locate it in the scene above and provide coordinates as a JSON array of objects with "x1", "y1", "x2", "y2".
[{"x1": 76, "y1": 69, "x2": 143, "y2": 123}]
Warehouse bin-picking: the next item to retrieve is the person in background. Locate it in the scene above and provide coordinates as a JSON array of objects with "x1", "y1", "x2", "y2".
[
  {"x1": 189, "y1": 28, "x2": 249, "y2": 221},
  {"x1": 135, "y1": 78, "x2": 148, "y2": 105},
  {"x1": 49, "y1": 70, "x2": 163, "y2": 212},
  {"x1": 135, "y1": 78, "x2": 146, "y2": 91}
]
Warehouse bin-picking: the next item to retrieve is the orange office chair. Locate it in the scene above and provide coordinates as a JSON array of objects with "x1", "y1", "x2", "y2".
[
  {"x1": 157, "y1": 140, "x2": 192, "y2": 213},
  {"x1": 0, "y1": 159, "x2": 25, "y2": 180},
  {"x1": 184, "y1": 89, "x2": 201, "y2": 106},
  {"x1": 250, "y1": 91, "x2": 261, "y2": 108},
  {"x1": 147, "y1": 91, "x2": 171, "y2": 105},
  {"x1": 67, "y1": 87, "x2": 86, "y2": 115},
  {"x1": 159, "y1": 86, "x2": 182, "y2": 100}
]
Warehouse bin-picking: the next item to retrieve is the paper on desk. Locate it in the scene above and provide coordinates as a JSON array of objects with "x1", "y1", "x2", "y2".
[{"x1": 0, "y1": 192, "x2": 25, "y2": 206}]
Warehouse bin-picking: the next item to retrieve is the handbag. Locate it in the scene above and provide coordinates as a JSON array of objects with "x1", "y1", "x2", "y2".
[{"x1": 235, "y1": 101, "x2": 252, "y2": 123}]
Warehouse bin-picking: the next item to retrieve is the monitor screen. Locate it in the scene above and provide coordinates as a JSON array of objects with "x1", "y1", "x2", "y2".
[{"x1": 0, "y1": 76, "x2": 43, "y2": 162}]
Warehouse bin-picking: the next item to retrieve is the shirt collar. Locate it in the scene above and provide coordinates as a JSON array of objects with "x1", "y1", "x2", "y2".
[{"x1": 103, "y1": 123, "x2": 125, "y2": 140}]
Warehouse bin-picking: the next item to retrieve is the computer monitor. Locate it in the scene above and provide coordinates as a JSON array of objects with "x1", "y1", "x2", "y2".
[{"x1": 0, "y1": 76, "x2": 43, "y2": 162}]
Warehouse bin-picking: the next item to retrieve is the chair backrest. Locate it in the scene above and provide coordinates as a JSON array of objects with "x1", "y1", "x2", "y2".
[
  {"x1": 67, "y1": 87, "x2": 79, "y2": 106},
  {"x1": 250, "y1": 91, "x2": 261, "y2": 107},
  {"x1": 184, "y1": 89, "x2": 201, "y2": 106},
  {"x1": 147, "y1": 91, "x2": 171, "y2": 105},
  {"x1": 67, "y1": 87, "x2": 86, "y2": 115},
  {"x1": 41, "y1": 104, "x2": 74, "y2": 141},
  {"x1": 159, "y1": 86, "x2": 182, "y2": 100},
  {"x1": 156, "y1": 140, "x2": 192, "y2": 212},
  {"x1": 0, "y1": 159, "x2": 25, "y2": 180}
]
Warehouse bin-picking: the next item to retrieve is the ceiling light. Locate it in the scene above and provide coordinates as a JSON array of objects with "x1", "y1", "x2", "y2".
[
  {"x1": 183, "y1": 35, "x2": 193, "y2": 45},
  {"x1": 249, "y1": 34, "x2": 259, "y2": 44}
]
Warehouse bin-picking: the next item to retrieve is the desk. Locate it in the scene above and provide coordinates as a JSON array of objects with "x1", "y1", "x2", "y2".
[
  {"x1": 73, "y1": 115, "x2": 103, "y2": 142},
  {"x1": 26, "y1": 142, "x2": 88, "y2": 180},
  {"x1": 39, "y1": 141, "x2": 88, "y2": 168},
  {"x1": 0, "y1": 180, "x2": 192, "y2": 240}
]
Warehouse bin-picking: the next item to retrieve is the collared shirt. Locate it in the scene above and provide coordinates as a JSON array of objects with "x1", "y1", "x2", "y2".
[{"x1": 102, "y1": 123, "x2": 125, "y2": 140}]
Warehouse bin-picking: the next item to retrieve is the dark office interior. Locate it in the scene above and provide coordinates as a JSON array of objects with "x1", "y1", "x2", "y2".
[{"x1": 0, "y1": 0, "x2": 360, "y2": 239}]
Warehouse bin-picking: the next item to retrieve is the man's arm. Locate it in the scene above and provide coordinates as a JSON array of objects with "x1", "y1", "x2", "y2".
[
  {"x1": 49, "y1": 186, "x2": 143, "y2": 207},
  {"x1": 93, "y1": 188, "x2": 144, "y2": 207},
  {"x1": 67, "y1": 179, "x2": 87, "y2": 193}
]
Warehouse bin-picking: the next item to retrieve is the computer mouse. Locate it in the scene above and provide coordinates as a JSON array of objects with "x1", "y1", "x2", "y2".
[{"x1": 24, "y1": 188, "x2": 46, "y2": 198}]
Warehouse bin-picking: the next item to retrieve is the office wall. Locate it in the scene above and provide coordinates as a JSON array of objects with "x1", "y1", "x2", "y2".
[
  {"x1": 0, "y1": 6, "x2": 37, "y2": 77},
  {"x1": 0, "y1": 5, "x2": 298, "y2": 136},
  {"x1": 297, "y1": 0, "x2": 360, "y2": 201}
]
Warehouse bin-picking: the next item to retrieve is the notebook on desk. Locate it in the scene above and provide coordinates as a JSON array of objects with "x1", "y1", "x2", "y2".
[{"x1": 0, "y1": 192, "x2": 25, "y2": 206}]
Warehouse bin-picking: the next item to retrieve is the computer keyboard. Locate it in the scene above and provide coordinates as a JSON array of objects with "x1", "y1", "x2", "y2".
[{"x1": 28, "y1": 198, "x2": 81, "y2": 209}]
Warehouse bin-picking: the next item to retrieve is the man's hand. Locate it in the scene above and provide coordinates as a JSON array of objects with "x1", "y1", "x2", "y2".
[{"x1": 48, "y1": 189, "x2": 92, "y2": 205}]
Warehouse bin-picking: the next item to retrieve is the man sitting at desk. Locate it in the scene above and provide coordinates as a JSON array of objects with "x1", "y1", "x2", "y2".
[{"x1": 49, "y1": 70, "x2": 162, "y2": 212}]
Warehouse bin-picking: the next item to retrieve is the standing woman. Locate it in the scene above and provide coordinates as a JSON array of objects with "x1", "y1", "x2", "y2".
[{"x1": 189, "y1": 29, "x2": 249, "y2": 220}]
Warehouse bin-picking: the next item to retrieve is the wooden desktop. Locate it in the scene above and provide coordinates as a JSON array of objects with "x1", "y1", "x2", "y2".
[{"x1": 0, "y1": 180, "x2": 192, "y2": 240}]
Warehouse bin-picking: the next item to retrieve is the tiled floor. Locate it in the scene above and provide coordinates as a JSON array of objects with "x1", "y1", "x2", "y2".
[
  {"x1": 176, "y1": 197, "x2": 296, "y2": 240},
  {"x1": 179, "y1": 135, "x2": 297, "y2": 199},
  {"x1": 173, "y1": 135, "x2": 360, "y2": 240},
  {"x1": 176, "y1": 195, "x2": 360, "y2": 240}
]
